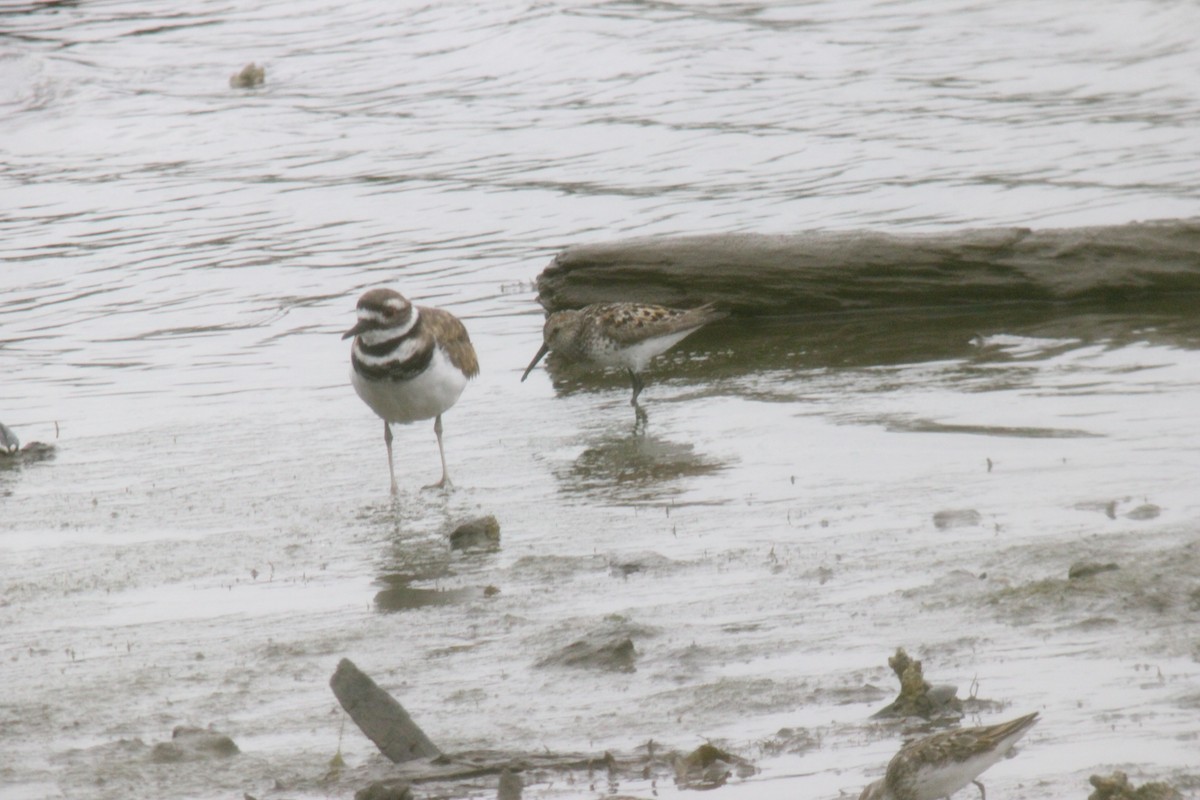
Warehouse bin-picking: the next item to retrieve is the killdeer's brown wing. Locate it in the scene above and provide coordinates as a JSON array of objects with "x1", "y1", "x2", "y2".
[{"x1": 420, "y1": 306, "x2": 480, "y2": 379}]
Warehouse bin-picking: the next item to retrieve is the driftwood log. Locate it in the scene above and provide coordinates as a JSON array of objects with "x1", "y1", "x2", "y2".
[
  {"x1": 534, "y1": 218, "x2": 1200, "y2": 314},
  {"x1": 328, "y1": 659, "x2": 753, "y2": 796},
  {"x1": 330, "y1": 658, "x2": 441, "y2": 762}
]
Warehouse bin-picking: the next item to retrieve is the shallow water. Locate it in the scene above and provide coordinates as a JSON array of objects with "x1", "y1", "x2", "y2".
[{"x1": 3, "y1": 1, "x2": 1200, "y2": 798}]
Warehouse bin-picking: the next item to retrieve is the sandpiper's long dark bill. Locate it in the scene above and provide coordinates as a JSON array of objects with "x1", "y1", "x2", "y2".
[
  {"x1": 520, "y1": 301, "x2": 726, "y2": 408},
  {"x1": 859, "y1": 711, "x2": 1039, "y2": 800},
  {"x1": 344, "y1": 288, "x2": 479, "y2": 495}
]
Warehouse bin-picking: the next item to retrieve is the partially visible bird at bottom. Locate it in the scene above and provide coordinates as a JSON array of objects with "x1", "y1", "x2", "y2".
[
  {"x1": 344, "y1": 288, "x2": 478, "y2": 496},
  {"x1": 859, "y1": 711, "x2": 1039, "y2": 800},
  {"x1": 520, "y1": 301, "x2": 727, "y2": 421},
  {"x1": 0, "y1": 421, "x2": 19, "y2": 455}
]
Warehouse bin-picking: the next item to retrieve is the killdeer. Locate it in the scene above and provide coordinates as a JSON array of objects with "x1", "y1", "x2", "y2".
[
  {"x1": 343, "y1": 288, "x2": 479, "y2": 495},
  {"x1": 859, "y1": 711, "x2": 1039, "y2": 800},
  {"x1": 520, "y1": 302, "x2": 727, "y2": 413}
]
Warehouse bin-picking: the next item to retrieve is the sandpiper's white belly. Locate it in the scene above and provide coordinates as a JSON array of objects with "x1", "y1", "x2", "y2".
[
  {"x1": 591, "y1": 328, "x2": 696, "y2": 373},
  {"x1": 350, "y1": 347, "x2": 468, "y2": 424}
]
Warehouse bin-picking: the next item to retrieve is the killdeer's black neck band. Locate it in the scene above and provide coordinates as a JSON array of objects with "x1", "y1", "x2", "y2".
[
  {"x1": 352, "y1": 343, "x2": 435, "y2": 381},
  {"x1": 357, "y1": 328, "x2": 418, "y2": 358}
]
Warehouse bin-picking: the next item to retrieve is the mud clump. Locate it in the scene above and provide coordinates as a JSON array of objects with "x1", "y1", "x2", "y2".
[
  {"x1": 1088, "y1": 771, "x2": 1182, "y2": 800},
  {"x1": 537, "y1": 635, "x2": 637, "y2": 673},
  {"x1": 449, "y1": 515, "x2": 501, "y2": 551},
  {"x1": 1069, "y1": 561, "x2": 1120, "y2": 580},
  {"x1": 149, "y1": 726, "x2": 239, "y2": 763},
  {"x1": 871, "y1": 648, "x2": 962, "y2": 719},
  {"x1": 673, "y1": 743, "x2": 755, "y2": 789},
  {"x1": 230, "y1": 62, "x2": 265, "y2": 88},
  {"x1": 355, "y1": 782, "x2": 414, "y2": 800}
]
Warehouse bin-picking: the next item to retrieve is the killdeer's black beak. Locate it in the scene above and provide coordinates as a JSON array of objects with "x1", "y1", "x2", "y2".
[
  {"x1": 342, "y1": 319, "x2": 370, "y2": 340},
  {"x1": 520, "y1": 343, "x2": 550, "y2": 382}
]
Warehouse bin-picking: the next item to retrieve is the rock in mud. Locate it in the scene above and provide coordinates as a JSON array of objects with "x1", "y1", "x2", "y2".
[
  {"x1": 1125, "y1": 503, "x2": 1162, "y2": 521},
  {"x1": 537, "y1": 635, "x2": 637, "y2": 673},
  {"x1": 608, "y1": 550, "x2": 676, "y2": 577},
  {"x1": 1088, "y1": 770, "x2": 1183, "y2": 800},
  {"x1": 449, "y1": 515, "x2": 501, "y2": 551},
  {"x1": 149, "y1": 726, "x2": 239, "y2": 763},
  {"x1": 932, "y1": 509, "x2": 982, "y2": 530},
  {"x1": 1069, "y1": 561, "x2": 1120, "y2": 580}
]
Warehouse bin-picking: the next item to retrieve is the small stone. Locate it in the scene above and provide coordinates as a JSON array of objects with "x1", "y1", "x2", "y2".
[
  {"x1": 230, "y1": 62, "x2": 265, "y2": 89},
  {"x1": 932, "y1": 509, "x2": 982, "y2": 530},
  {"x1": 449, "y1": 515, "x2": 500, "y2": 551}
]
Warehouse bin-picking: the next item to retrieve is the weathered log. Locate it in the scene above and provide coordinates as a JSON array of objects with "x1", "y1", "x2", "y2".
[
  {"x1": 330, "y1": 658, "x2": 441, "y2": 762},
  {"x1": 535, "y1": 219, "x2": 1200, "y2": 314}
]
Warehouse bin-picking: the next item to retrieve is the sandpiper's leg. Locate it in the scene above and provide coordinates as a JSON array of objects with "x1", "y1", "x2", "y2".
[
  {"x1": 972, "y1": 779, "x2": 986, "y2": 800},
  {"x1": 633, "y1": 403, "x2": 648, "y2": 436},
  {"x1": 424, "y1": 414, "x2": 453, "y2": 490},
  {"x1": 628, "y1": 369, "x2": 645, "y2": 407},
  {"x1": 383, "y1": 421, "x2": 398, "y2": 496}
]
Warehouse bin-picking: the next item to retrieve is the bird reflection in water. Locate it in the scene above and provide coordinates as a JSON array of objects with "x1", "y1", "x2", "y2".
[{"x1": 556, "y1": 430, "x2": 729, "y2": 503}]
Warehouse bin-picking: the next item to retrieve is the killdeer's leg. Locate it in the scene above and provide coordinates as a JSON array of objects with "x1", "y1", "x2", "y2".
[
  {"x1": 972, "y1": 780, "x2": 986, "y2": 800},
  {"x1": 384, "y1": 421, "x2": 398, "y2": 496},
  {"x1": 628, "y1": 369, "x2": 645, "y2": 407},
  {"x1": 424, "y1": 414, "x2": 452, "y2": 490}
]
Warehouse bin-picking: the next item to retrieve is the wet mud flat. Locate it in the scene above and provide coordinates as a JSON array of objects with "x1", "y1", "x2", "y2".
[{"x1": 4, "y1": 224, "x2": 1200, "y2": 800}]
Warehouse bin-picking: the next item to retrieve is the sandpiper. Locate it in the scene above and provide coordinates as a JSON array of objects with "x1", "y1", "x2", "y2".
[
  {"x1": 344, "y1": 288, "x2": 479, "y2": 495},
  {"x1": 859, "y1": 712, "x2": 1039, "y2": 800},
  {"x1": 520, "y1": 302, "x2": 726, "y2": 411}
]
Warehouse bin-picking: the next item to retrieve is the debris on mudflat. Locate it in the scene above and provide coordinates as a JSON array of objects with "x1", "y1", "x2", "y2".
[
  {"x1": 871, "y1": 648, "x2": 962, "y2": 719},
  {"x1": 149, "y1": 725, "x2": 239, "y2": 763},
  {"x1": 673, "y1": 742, "x2": 756, "y2": 790},
  {"x1": 932, "y1": 509, "x2": 982, "y2": 530},
  {"x1": 230, "y1": 62, "x2": 265, "y2": 88},
  {"x1": 1069, "y1": 561, "x2": 1120, "y2": 580},
  {"x1": 326, "y1": 659, "x2": 762, "y2": 798},
  {"x1": 449, "y1": 515, "x2": 501, "y2": 551},
  {"x1": 1088, "y1": 770, "x2": 1183, "y2": 800}
]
